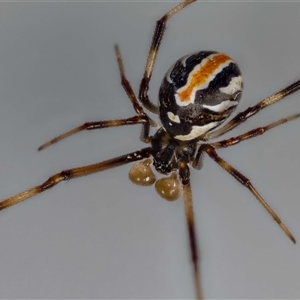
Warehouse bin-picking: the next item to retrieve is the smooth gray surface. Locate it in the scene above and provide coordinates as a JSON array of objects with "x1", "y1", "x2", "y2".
[{"x1": 0, "y1": 2, "x2": 300, "y2": 299}]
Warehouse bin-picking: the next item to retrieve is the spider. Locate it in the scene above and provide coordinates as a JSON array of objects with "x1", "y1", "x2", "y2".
[{"x1": 0, "y1": 1, "x2": 299, "y2": 299}]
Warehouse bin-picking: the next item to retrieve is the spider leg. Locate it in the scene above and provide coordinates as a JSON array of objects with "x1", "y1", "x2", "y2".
[
  {"x1": 115, "y1": 45, "x2": 160, "y2": 143},
  {"x1": 203, "y1": 144, "x2": 296, "y2": 244},
  {"x1": 139, "y1": 0, "x2": 196, "y2": 114},
  {"x1": 179, "y1": 161, "x2": 203, "y2": 300},
  {"x1": 191, "y1": 145, "x2": 205, "y2": 170},
  {"x1": 203, "y1": 79, "x2": 300, "y2": 140},
  {"x1": 115, "y1": 45, "x2": 145, "y2": 116},
  {"x1": 38, "y1": 116, "x2": 149, "y2": 151},
  {"x1": 210, "y1": 113, "x2": 300, "y2": 149},
  {"x1": 0, "y1": 147, "x2": 152, "y2": 211},
  {"x1": 38, "y1": 45, "x2": 159, "y2": 151}
]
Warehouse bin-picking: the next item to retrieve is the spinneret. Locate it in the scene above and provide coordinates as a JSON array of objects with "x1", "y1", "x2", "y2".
[{"x1": 159, "y1": 51, "x2": 243, "y2": 140}]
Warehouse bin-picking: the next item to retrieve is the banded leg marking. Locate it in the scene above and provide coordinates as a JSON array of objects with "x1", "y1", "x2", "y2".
[
  {"x1": 211, "y1": 113, "x2": 300, "y2": 149},
  {"x1": 139, "y1": 0, "x2": 196, "y2": 114},
  {"x1": 115, "y1": 45, "x2": 145, "y2": 116},
  {"x1": 38, "y1": 116, "x2": 149, "y2": 151},
  {"x1": 204, "y1": 79, "x2": 300, "y2": 140},
  {"x1": 0, "y1": 148, "x2": 152, "y2": 211},
  {"x1": 203, "y1": 145, "x2": 296, "y2": 244},
  {"x1": 179, "y1": 161, "x2": 203, "y2": 300}
]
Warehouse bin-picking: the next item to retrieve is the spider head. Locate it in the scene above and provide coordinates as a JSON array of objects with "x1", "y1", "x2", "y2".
[
  {"x1": 151, "y1": 127, "x2": 197, "y2": 175},
  {"x1": 128, "y1": 128, "x2": 197, "y2": 201}
]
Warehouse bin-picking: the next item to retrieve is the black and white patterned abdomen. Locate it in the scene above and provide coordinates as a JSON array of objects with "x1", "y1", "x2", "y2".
[{"x1": 158, "y1": 51, "x2": 243, "y2": 141}]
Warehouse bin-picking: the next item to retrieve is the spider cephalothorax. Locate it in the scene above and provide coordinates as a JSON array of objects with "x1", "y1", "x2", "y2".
[{"x1": 151, "y1": 128, "x2": 197, "y2": 175}]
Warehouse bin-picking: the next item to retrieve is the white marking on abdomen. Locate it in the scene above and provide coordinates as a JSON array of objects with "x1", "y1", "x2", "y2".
[
  {"x1": 203, "y1": 100, "x2": 238, "y2": 113},
  {"x1": 175, "y1": 53, "x2": 233, "y2": 106},
  {"x1": 180, "y1": 52, "x2": 197, "y2": 67},
  {"x1": 174, "y1": 122, "x2": 220, "y2": 141},
  {"x1": 166, "y1": 52, "x2": 200, "y2": 83},
  {"x1": 219, "y1": 76, "x2": 242, "y2": 95},
  {"x1": 167, "y1": 112, "x2": 181, "y2": 123}
]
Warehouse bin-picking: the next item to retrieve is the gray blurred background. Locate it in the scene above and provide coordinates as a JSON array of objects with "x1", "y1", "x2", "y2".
[{"x1": 0, "y1": 1, "x2": 300, "y2": 299}]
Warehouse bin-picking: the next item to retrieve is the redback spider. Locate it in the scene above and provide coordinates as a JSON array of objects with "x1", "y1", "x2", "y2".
[{"x1": 0, "y1": 1, "x2": 300, "y2": 299}]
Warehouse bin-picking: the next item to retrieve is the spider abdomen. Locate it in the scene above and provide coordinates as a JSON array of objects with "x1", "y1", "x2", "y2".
[{"x1": 159, "y1": 51, "x2": 243, "y2": 141}]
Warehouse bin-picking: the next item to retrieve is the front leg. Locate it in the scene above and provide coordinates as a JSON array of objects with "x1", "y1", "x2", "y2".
[{"x1": 138, "y1": 0, "x2": 196, "y2": 114}]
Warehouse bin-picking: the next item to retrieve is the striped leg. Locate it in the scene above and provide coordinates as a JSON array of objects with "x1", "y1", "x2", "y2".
[
  {"x1": 0, "y1": 147, "x2": 152, "y2": 211},
  {"x1": 38, "y1": 45, "x2": 155, "y2": 151},
  {"x1": 203, "y1": 79, "x2": 300, "y2": 140},
  {"x1": 115, "y1": 45, "x2": 145, "y2": 116},
  {"x1": 115, "y1": 45, "x2": 160, "y2": 143},
  {"x1": 38, "y1": 116, "x2": 148, "y2": 150},
  {"x1": 138, "y1": 0, "x2": 196, "y2": 114},
  {"x1": 203, "y1": 144, "x2": 296, "y2": 244},
  {"x1": 210, "y1": 113, "x2": 300, "y2": 149},
  {"x1": 179, "y1": 161, "x2": 203, "y2": 300}
]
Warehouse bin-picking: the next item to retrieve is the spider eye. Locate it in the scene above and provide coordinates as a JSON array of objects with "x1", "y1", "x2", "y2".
[
  {"x1": 129, "y1": 159, "x2": 156, "y2": 186},
  {"x1": 155, "y1": 172, "x2": 181, "y2": 201}
]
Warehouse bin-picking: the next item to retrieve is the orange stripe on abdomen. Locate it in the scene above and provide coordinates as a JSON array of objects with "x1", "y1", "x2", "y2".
[{"x1": 176, "y1": 53, "x2": 232, "y2": 104}]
